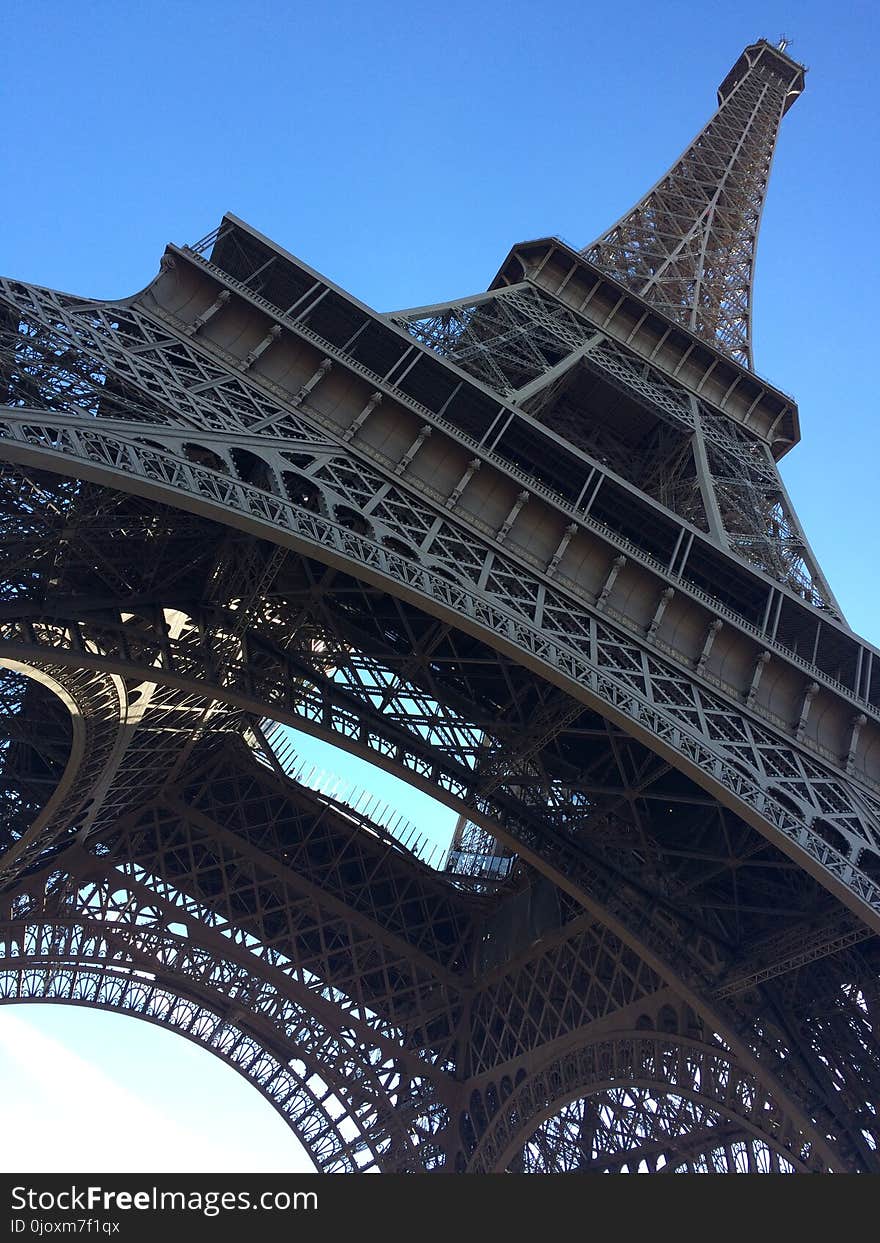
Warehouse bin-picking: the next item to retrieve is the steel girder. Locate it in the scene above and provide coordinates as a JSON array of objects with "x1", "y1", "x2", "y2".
[
  {"x1": 2, "y1": 361, "x2": 878, "y2": 917},
  {"x1": 2, "y1": 40, "x2": 879, "y2": 1174},
  {"x1": 1, "y1": 300, "x2": 878, "y2": 1166},
  {"x1": 0, "y1": 722, "x2": 849, "y2": 1173},
  {"x1": 2, "y1": 463, "x2": 877, "y2": 1169},
  {"x1": 394, "y1": 283, "x2": 838, "y2": 613}
]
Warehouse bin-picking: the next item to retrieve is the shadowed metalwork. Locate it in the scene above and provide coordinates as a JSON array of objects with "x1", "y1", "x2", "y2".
[{"x1": 1, "y1": 38, "x2": 878, "y2": 1173}]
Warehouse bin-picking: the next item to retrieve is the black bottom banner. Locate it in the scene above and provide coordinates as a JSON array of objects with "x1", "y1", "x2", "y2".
[{"x1": 0, "y1": 1169, "x2": 845, "y2": 1238}]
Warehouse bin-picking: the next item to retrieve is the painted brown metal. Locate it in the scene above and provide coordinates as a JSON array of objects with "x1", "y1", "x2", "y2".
[
  {"x1": 584, "y1": 39, "x2": 805, "y2": 370},
  {"x1": 1, "y1": 40, "x2": 877, "y2": 1173}
]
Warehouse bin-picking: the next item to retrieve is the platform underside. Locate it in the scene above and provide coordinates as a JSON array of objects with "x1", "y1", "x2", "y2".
[{"x1": 2, "y1": 463, "x2": 878, "y2": 1172}]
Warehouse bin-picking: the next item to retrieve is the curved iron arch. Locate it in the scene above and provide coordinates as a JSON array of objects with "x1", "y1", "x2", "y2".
[
  {"x1": 0, "y1": 607, "x2": 851, "y2": 1173},
  {"x1": 0, "y1": 912, "x2": 445, "y2": 1173},
  {"x1": 465, "y1": 1032, "x2": 832, "y2": 1173},
  {"x1": 0, "y1": 435, "x2": 865, "y2": 1163},
  {"x1": 3, "y1": 407, "x2": 878, "y2": 934}
]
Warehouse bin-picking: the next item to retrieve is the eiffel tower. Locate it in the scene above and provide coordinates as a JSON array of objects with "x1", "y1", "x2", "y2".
[{"x1": 1, "y1": 37, "x2": 878, "y2": 1174}]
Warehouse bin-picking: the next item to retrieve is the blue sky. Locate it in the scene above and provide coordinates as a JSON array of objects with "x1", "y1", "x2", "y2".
[{"x1": 2, "y1": 0, "x2": 878, "y2": 1172}]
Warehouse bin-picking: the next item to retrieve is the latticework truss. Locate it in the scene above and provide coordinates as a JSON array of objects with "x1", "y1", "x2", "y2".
[
  {"x1": 1, "y1": 38, "x2": 878, "y2": 1174},
  {"x1": 396, "y1": 281, "x2": 836, "y2": 610},
  {"x1": 583, "y1": 39, "x2": 805, "y2": 368}
]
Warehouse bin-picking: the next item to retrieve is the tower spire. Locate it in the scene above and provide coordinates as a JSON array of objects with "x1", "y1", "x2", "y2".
[{"x1": 582, "y1": 39, "x2": 805, "y2": 369}]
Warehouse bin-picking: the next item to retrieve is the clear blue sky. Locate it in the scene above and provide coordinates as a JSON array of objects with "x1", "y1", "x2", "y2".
[{"x1": 2, "y1": 0, "x2": 878, "y2": 1171}]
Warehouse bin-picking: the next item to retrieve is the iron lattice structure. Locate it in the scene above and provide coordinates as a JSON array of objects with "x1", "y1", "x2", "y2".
[
  {"x1": 584, "y1": 39, "x2": 804, "y2": 369},
  {"x1": 2, "y1": 39, "x2": 879, "y2": 1173}
]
